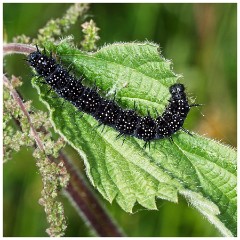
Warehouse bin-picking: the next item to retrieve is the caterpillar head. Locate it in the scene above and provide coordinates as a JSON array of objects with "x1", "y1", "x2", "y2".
[
  {"x1": 28, "y1": 48, "x2": 57, "y2": 76},
  {"x1": 169, "y1": 83, "x2": 186, "y2": 99}
]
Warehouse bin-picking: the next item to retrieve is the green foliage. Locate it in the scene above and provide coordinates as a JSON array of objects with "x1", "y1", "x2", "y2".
[
  {"x1": 36, "y1": 3, "x2": 89, "y2": 44},
  {"x1": 12, "y1": 3, "x2": 89, "y2": 45},
  {"x1": 33, "y1": 42, "x2": 236, "y2": 236},
  {"x1": 81, "y1": 19, "x2": 100, "y2": 51}
]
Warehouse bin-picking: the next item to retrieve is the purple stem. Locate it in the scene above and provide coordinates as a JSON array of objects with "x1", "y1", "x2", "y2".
[
  {"x1": 61, "y1": 152, "x2": 124, "y2": 237},
  {"x1": 3, "y1": 43, "x2": 36, "y2": 56}
]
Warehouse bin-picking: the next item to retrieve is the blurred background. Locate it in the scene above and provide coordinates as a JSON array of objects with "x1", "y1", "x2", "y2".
[{"x1": 3, "y1": 3, "x2": 236, "y2": 237}]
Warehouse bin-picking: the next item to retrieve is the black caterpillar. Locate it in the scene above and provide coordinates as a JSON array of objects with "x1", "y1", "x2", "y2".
[{"x1": 27, "y1": 46, "x2": 199, "y2": 148}]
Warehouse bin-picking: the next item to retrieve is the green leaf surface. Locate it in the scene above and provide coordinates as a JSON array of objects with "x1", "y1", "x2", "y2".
[{"x1": 32, "y1": 41, "x2": 237, "y2": 236}]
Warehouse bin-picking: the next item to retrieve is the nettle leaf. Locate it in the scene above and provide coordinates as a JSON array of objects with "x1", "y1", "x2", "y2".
[{"x1": 32, "y1": 41, "x2": 236, "y2": 236}]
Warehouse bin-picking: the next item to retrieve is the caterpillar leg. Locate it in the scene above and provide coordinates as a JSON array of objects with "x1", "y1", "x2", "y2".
[
  {"x1": 168, "y1": 136, "x2": 174, "y2": 144},
  {"x1": 115, "y1": 133, "x2": 127, "y2": 146},
  {"x1": 47, "y1": 86, "x2": 53, "y2": 94},
  {"x1": 154, "y1": 108, "x2": 159, "y2": 117},
  {"x1": 147, "y1": 107, "x2": 151, "y2": 117},
  {"x1": 92, "y1": 123, "x2": 103, "y2": 132},
  {"x1": 181, "y1": 127, "x2": 193, "y2": 136},
  {"x1": 91, "y1": 123, "x2": 104, "y2": 136},
  {"x1": 133, "y1": 101, "x2": 137, "y2": 111},
  {"x1": 116, "y1": 132, "x2": 124, "y2": 140},
  {"x1": 40, "y1": 81, "x2": 48, "y2": 84},
  {"x1": 189, "y1": 103, "x2": 203, "y2": 107},
  {"x1": 143, "y1": 141, "x2": 151, "y2": 150},
  {"x1": 101, "y1": 125, "x2": 106, "y2": 133},
  {"x1": 112, "y1": 90, "x2": 117, "y2": 101},
  {"x1": 35, "y1": 44, "x2": 40, "y2": 52},
  {"x1": 93, "y1": 123, "x2": 105, "y2": 134}
]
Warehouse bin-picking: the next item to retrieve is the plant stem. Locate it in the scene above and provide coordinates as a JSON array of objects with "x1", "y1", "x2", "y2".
[
  {"x1": 3, "y1": 75, "x2": 43, "y2": 151},
  {"x1": 3, "y1": 43, "x2": 36, "y2": 55},
  {"x1": 60, "y1": 151, "x2": 124, "y2": 237}
]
